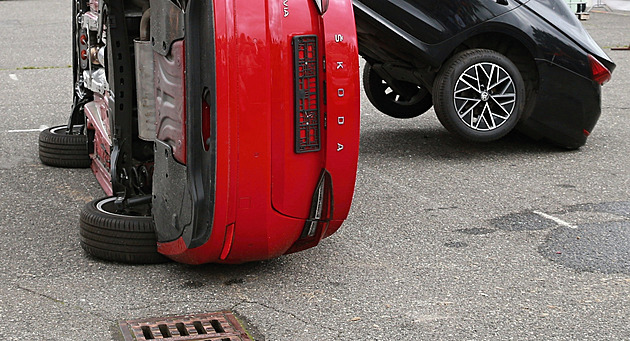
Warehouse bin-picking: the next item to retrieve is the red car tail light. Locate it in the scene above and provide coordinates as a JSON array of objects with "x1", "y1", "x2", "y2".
[
  {"x1": 286, "y1": 170, "x2": 334, "y2": 254},
  {"x1": 589, "y1": 54, "x2": 611, "y2": 85},
  {"x1": 313, "y1": 0, "x2": 329, "y2": 14}
]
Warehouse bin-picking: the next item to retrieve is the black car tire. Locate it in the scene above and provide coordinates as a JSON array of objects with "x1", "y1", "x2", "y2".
[
  {"x1": 363, "y1": 63, "x2": 433, "y2": 119},
  {"x1": 38, "y1": 125, "x2": 91, "y2": 168},
  {"x1": 79, "y1": 197, "x2": 169, "y2": 264},
  {"x1": 433, "y1": 49, "x2": 525, "y2": 142}
]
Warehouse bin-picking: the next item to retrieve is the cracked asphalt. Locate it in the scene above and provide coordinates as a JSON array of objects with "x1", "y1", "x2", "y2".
[{"x1": 1, "y1": 1, "x2": 630, "y2": 340}]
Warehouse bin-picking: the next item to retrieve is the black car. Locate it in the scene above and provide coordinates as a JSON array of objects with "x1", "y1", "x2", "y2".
[{"x1": 354, "y1": 0, "x2": 615, "y2": 148}]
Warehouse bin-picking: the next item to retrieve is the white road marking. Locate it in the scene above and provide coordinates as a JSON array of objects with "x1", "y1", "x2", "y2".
[
  {"x1": 9, "y1": 74, "x2": 18, "y2": 81},
  {"x1": 7, "y1": 125, "x2": 49, "y2": 133},
  {"x1": 534, "y1": 210, "x2": 578, "y2": 229}
]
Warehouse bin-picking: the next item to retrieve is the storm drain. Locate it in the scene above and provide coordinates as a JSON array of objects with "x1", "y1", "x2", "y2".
[{"x1": 119, "y1": 311, "x2": 252, "y2": 341}]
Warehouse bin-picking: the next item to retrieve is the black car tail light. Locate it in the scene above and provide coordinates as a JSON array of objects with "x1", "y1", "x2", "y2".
[
  {"x1": 313, "y1": 0, "x2": 329, "y2": 14},
  {"x1": 589, "y1": 54, "x2": 611, "y2": 85}
]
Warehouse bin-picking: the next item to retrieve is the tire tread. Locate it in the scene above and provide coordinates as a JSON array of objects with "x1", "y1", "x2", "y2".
[
  {"x1": 38, "y1": 125, "x2": 91, "y2": 168},
  {"x1": 79, "y1": 197, "x2": 169, "y2": 264}
]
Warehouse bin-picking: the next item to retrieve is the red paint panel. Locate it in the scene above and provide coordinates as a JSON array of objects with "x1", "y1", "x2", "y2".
[
  {"x1": 270, "y1": 0, "x2": 327, "y2": 219},
  {"x1": 321, "y1": 1, "x2": 361, "y2": 222}
]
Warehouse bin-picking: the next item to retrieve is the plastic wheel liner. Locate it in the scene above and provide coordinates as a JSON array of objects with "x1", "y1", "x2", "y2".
[{"x1": 151, "y1": 0, "x2": 360, "y2": 264}]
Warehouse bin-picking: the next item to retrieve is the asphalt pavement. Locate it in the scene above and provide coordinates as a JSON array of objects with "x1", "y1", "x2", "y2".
[
  {"x1": 604, "y1": 0, "x2": 630, "y2": 11},
  {"x1": 1, "y1": 2, "x2": 630, "y2": 340}
]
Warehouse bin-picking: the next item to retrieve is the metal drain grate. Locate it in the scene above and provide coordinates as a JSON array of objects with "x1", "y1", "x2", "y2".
[{"x1": 119, "y1": 311, "x2": 252, "y2": 341}]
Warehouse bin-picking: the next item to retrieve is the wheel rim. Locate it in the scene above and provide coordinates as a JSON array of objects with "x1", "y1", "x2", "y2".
[
  {"x1": 372, "y1": 74, "x2": 427, "y2": 106},
  {"x1": 50, "y1": 125, "x2": 84, "y2": 136},
  {"x1": 453, "y1": 62, "x2": 517, "y2": 131},
  {"x1": 96, "y1": 197, "x2": 151, "y2": 218}
]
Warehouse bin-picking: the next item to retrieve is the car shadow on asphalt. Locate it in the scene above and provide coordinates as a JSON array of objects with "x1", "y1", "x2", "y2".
[
  {"x1": 154, "y1": 257, "x2": 291, "y2": 288},
  {"x1": 358, "y1": 127, "x2": 573, "y2": 161}
]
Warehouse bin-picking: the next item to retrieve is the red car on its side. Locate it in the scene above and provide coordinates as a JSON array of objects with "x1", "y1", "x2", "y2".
[{"x1": 38, "y1": 0, "x2": 360, "y2": 264}]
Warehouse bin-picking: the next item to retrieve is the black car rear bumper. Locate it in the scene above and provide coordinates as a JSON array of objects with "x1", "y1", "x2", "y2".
[{"x1": 518, "y1": 59, "x2": 602, "y2": 149}]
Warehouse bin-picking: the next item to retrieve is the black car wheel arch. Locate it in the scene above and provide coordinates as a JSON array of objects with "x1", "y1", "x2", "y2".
[{"x1": 433, "y1": 49, "x2": 526, "y2": 142}]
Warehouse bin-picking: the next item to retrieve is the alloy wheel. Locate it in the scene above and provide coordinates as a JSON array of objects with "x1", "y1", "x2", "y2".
[{"x1": 453, "y1": 62, "x2": 517, "y2": 131}]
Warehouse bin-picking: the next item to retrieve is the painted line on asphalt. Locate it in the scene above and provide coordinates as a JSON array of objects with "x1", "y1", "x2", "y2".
[
  {"x1": 7, "y1": 125, "x2": 49, "y2": 133},
  {"x1": 9, "y1": 74, "x2": 18, "y2": 81},
  {"x1": 534, "y1": 210, "x2": 577, "y2": 229}
]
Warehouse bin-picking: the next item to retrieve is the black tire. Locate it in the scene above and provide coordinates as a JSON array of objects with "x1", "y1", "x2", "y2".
[
  {"x1": 79, "y1": 197, "x2": 169, "y2": 264},
  {"x1": 363, "y1": 63, "x2": 433, "y2": 119},
  {"x1": 38, "y1": 125, "x2": 91, "y2": 168},
  {"x1": 433, "y1": 49, "x2": 525, "y2": 142}
]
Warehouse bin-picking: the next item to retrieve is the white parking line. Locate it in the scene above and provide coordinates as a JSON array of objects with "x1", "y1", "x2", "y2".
[
  {"x1": 7, "y1": 125, "x2": 49, "y2": 133},
  {"x1": 9, "y1": 74, "x2": 18, "y2": 81},
  {"x1": 534, "y1": 210, "x2": 577, "y2": 229}
]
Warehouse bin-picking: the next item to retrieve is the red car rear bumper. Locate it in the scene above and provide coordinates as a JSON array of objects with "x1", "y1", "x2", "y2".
[{"x1": 155, "y1": 0, "x2": 360, "y2": 264}]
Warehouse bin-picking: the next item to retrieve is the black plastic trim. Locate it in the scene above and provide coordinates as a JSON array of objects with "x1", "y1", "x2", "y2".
[
  {"x1": 106, "y1": 0, "x2": 136, "y2": 197},
  {"x1": 183, "y1": 0, "x2": 218, "y2": 249}
]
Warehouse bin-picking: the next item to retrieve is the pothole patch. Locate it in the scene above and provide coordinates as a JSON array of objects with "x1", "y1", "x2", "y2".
[
  {"x1": 565, "y1": 201, "x2": 630, "y2": 219},
  {"x1": 491, "y1": 211, "x2": 558, "y2": 231},
  {"x1": 539, "y1": 221, "x2": 630, "y2": 274},
  {"x1": 493, "y1": 202, "x2": 630, "y2": 274}
]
